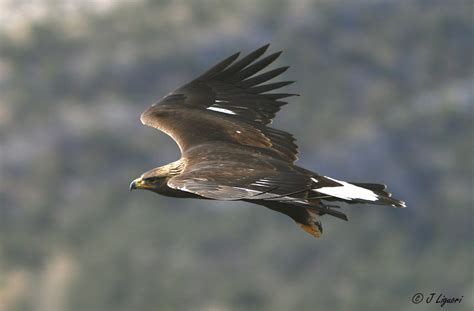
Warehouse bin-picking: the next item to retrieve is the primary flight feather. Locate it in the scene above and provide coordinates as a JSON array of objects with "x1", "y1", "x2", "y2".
[{"x1": 130, "y1": 44, "x2": 405, "y2": 238}]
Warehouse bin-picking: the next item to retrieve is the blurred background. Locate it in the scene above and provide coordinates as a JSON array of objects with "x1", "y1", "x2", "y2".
[{"x1": 0, "y1": 0, "x2": 472, "y2": 310}]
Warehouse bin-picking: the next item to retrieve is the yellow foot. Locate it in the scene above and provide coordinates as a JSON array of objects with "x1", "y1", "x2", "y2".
[{"x1": 298, "y1": 223, "x2": 322, "y2": 238}]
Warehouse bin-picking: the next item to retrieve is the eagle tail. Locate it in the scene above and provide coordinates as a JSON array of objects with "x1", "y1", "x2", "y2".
[
  {"x1": 296, "y1": 181, "x2": 405, "y2": 238},
  {"x1": 349, "y1": 182, "x2": 406, "y2": 208},
  {"x1": 312, "y1": 176, "x2": 406, "y2": 208}
]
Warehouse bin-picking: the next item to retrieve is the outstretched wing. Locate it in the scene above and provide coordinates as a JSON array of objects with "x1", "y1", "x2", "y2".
[
  {"x1": 167, "y1": 161, "x2": 351, "y2": 222},
  {"x1": 167, "y1": 143, "x2": 350, "y2": 220},
  {"x1": 140, "y1": 44, "x2": 299, "y2": 162},
  {"x1": 168, "y1": 169, "x2": 308, "y2": 201},
  {"x1": 182, "y1": 44, "x2": 297, "y2": 125},
  {"x1": 168, "y1": 145, "x2": 312, "y2": 202}
]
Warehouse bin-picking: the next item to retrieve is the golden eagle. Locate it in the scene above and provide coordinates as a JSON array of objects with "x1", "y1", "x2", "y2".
[{"x1": 130, "y1": 45, "x2": 405, "y2": 238}]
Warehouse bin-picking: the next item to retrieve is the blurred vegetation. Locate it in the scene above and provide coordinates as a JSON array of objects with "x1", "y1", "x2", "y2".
[{"x1": 0, "y1": 0, "x2": 472, "y2": 310}]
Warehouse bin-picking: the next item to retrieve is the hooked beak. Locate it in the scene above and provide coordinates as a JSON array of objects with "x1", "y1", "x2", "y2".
[{"x1": 129, "y1": 178, "x2": 142, "y2": 191}]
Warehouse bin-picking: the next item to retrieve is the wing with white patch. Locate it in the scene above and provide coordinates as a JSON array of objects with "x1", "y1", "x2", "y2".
[
  {"x1": 169, "y1": 178, "x2": 276, "y2": 201},
  {"x1": 167, "y1": 155, "x2": 352, "y2": 221},
  {"x1": 168, "y1": 168, "x2": 312, "y2": 202},
  {"x1": 166, "y1": 145, "x2": 313, "y2": 202},
  {"x1": 182, "y1": 43, "x2": 298, "y2": 125},
  {"x1": 140, "y1": 44, "x2": 299, "y2": 162},
  {"x1": 206, "y1": 106, "x2": 236, "y2": 115}
]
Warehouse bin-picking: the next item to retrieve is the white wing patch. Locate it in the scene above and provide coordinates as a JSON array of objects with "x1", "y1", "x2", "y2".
[
  {"x1": 395, "y1": 201, "x2": 407, "y2": 208},
  {"x1": 207, "y1": 106, "x2": 236, "y2": 115},
  {"x1": 314, "y1": 176, "x2": 378, "y2": 201}
]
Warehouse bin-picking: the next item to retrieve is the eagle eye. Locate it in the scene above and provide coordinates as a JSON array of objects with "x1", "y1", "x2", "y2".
[{"x1": 144, "y1": 177, "x2": 159, "y2": 183}]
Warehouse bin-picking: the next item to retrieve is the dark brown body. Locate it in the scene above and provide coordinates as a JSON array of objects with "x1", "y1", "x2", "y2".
[{"x1": 131, "y1": 45, "x2": 405, "y2": 238}]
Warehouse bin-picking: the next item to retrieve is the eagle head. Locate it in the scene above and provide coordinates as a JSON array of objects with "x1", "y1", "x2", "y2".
[
  {"x1": 129, "y1": 176, "x2": 165, "y2": 191},
  {"x1": 130, "y1": 160, "x2": 184, "y2": 192}
]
